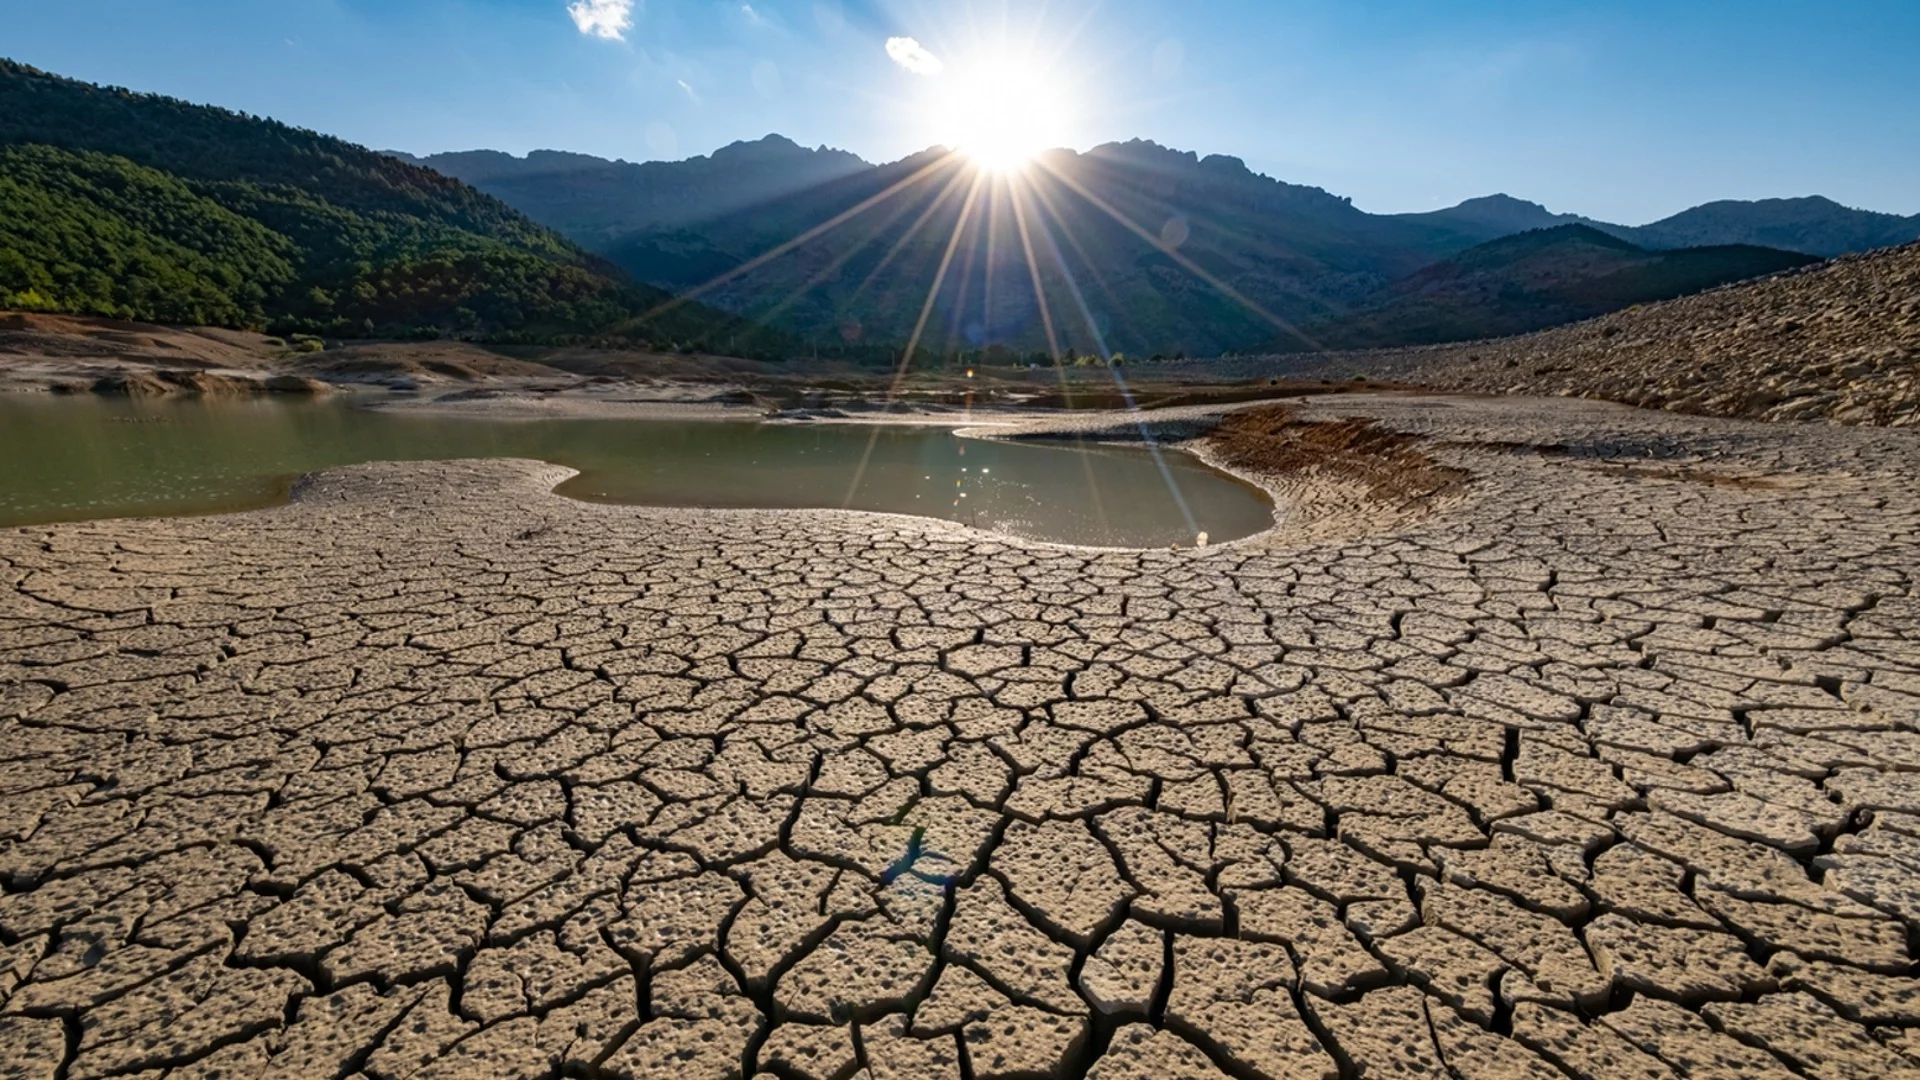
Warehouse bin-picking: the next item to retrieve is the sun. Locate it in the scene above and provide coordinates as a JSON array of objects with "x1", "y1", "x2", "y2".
[{"x1": 931, "y1": 54, "x2": 1072, "y2": 173}]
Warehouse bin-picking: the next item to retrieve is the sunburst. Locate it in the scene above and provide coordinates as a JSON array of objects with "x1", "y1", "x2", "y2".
[
  {"x1": 931, "y1": 51, "x2": 1073, "y2": 173},
  {"x1": 631, "y1": 2, "x2": 1318, "y2": 543}
]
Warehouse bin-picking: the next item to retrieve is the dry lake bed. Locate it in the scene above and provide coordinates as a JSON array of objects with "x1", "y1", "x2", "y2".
[{"x1": 2, "y1": 393, "x2": 1917, "y2": 1079}]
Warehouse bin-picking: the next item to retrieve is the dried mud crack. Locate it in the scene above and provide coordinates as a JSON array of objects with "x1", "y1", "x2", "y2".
[{"x1": 1, "y1": 394, "x2": 1917, "y2": 1080}]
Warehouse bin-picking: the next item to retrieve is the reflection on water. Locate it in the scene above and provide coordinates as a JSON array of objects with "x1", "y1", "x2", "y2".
[{"x1": 0, "y1": 395, "x2": 1274, "y2": 547}]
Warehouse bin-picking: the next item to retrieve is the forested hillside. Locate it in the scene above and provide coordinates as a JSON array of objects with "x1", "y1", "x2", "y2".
[{"x1": 0, "y1": 60, "x2": 777, "y2": 351}]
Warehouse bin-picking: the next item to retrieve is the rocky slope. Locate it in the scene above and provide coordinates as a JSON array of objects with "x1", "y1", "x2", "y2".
[{"x1": 1258, "y1": 242, "x2": 1920, "y2": 426}]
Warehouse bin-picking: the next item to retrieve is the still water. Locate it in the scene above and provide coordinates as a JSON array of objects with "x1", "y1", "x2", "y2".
[{"x1": 0, "y1": 395, "x2": 1274, "y2": 547}]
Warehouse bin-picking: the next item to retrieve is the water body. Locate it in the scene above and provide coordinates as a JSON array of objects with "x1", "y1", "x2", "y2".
[{"x1": 0, "y1": 395, "x2": 1274, "y2": 547}]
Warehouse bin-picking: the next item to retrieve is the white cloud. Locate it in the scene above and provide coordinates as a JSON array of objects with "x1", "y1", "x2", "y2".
[
  {"x1": 677, "y1": 78, "x2": 699, "y2": 101},
  {"x1": 568, "y1": 0, "x2": 635, "y2": 41},
  {"x1": 741, "y1": 4, "x2": 766, "y2": 27},
  {"x1": 885, "y1": 36, "x2": 943, "y2": 75}
]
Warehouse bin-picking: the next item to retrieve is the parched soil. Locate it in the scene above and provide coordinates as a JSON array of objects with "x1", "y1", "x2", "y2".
[{"x1": 2, "y1": 394, "x2": 1917, "y2": 1079}]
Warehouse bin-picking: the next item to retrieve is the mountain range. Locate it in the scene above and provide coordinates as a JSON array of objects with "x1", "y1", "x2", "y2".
[
  {"x1": 1281, "y1": 224, "x2": 1819, "y2": 351},
  {"x1": 3, "y1": 58, "x2": 1914, "y2": 361},
  {"x1": 386, "y1": 137, "x2": 870, "y2": 244},
  {"x1": 403, "y1": 137, "x2": 1919, "y2": 356},
  {"x1": 1395, "y1": 192, "x2": 1920, "y2": 258},
  {"x1": 406, "y1": 141, "x2": 1920, "y2": 262}
]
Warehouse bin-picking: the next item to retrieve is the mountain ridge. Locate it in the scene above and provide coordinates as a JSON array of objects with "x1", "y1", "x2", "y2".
[
  {"x1": 533, "y1": 139, "x2": 1865, "y2": 356},
  {"x1": 393, "y1": 135, "x2": 874, "y2": 243},
  {"x1": 1393, "y1": 193, "x2": 1594, "y2": 237},
  {"x1": 3, "y1": 57, "x2": 1907, "y2": 362},
  {"x1": 387, "y1": 133, "x2": 1915, "y2": 356},
  {"x1": 1277, "y1": 223, "x2": 1821, "y2": 350},
  {"x1": 1619, "y1": 195, "x2": 1920, "y2": 256},
  {"x1": 593, "y1": 140, "x2": 1441, "y2": 357},
  {"x1": 394, "y1": 137, "x2": 1920, "y2": 260}
]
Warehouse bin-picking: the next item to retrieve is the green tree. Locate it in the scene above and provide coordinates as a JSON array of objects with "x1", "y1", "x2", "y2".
[{"x1": 0, "y1": 60, "x2": 788, "y2": 354}]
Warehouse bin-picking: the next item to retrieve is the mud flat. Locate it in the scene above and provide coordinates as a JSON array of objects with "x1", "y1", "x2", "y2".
[{"x1": 2, "y1": 393, "x2": 1917, "y2": 1079}]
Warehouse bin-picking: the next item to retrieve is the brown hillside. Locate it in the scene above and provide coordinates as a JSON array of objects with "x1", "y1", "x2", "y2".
[{"x1": 0, "y1": 312, "x2": 282, "y2": 368}]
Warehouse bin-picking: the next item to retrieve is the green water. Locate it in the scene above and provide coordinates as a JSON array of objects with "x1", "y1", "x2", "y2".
[{"x1": 0, "y1": 395, "x2": 1274, "y2": 547}]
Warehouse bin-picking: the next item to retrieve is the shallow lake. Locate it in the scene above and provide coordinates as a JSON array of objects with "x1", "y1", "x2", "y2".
[{"x1": 0, "y1": 395, "x2": 1274, "y2": 547}]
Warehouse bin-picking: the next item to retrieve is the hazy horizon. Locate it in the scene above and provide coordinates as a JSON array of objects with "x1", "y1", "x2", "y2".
[
  {"x1": 385, "y1": 133, "x2": 1917, "y2": 230},
  {"x1": 5, "y1": 0, "x2": 1919, "y2": 223}
]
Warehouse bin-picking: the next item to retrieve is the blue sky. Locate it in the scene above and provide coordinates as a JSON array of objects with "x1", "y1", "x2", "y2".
[{"x1": 6, "y1": 0, "x2": 1917, "y2": 223}]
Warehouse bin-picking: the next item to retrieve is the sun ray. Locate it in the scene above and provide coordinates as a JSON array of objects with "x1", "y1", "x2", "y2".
[
  {"x1": 941, "y1": 199, "x2": 984, "y2": 357},
  {"x1": 847, "y1": 161, "x2": 978, "y2": 304},
  {"x1": 1008, "y1": 178, "x2": 1112, "y2": 537},
  {"x1": 983, "y1": 173, "x2": 1002, "y2": 353},
  {"x1": 634, "y1": 151, "x2": 965, "y2": 326},
  {"x1": 1033, "y1": 157, "x2": 1327, "y2": 350},
  {"x1": 1056, "y1": 154, "x2": 1351, "y2": 342},
  {"x1": 1015, "y1": 175, "x2": 1199, "y2": 537},
  {"x1": 1037, "y1": 0, "x2": 1105, "y2": 80},
  {"x1": 894, "y1": 170, "x2": 988, "y2": 393},
  {"x1": 1020, "y1": 176, "x2": 1118, "y2": 361},
  {"x1": 1022, "y1": 167, "x2": 1155, "y2": 355},
  {"x1": 750, "y1": 165, "x2": 945, "y2": 334},
  {"x1": 841, "y1": 169, "x2": 988, "y2": 510},
  {"x1": 1008, "y1": 180, "x2": 1064, "y2": 364}
]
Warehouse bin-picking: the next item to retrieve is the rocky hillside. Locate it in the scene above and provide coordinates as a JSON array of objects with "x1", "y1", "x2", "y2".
[{"x1": 1259, "y1": 242, "x2": 1920, "y2": 426}]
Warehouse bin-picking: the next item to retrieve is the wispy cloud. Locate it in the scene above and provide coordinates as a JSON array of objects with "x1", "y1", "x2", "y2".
[
  {"x1": 677, "y1": 78, "x2": 699, "y2": 102},
  {"x1": 885, "y1": 36, "x2": 943, "y2": 75},
  {"x1": 568, "y1": 0, "x2": 635, "y2": 41},
  {"x1": 1419, "y1": 38, "x2": 1585, "y2": 100},
  {"x1": 740, "y1": 3, "x2": 767, "y2": 27}
]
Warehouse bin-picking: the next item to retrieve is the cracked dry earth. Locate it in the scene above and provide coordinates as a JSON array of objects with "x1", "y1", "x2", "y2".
[{"x1": 2, "y1": 394, "x2": 1919, "y2": 1080}]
